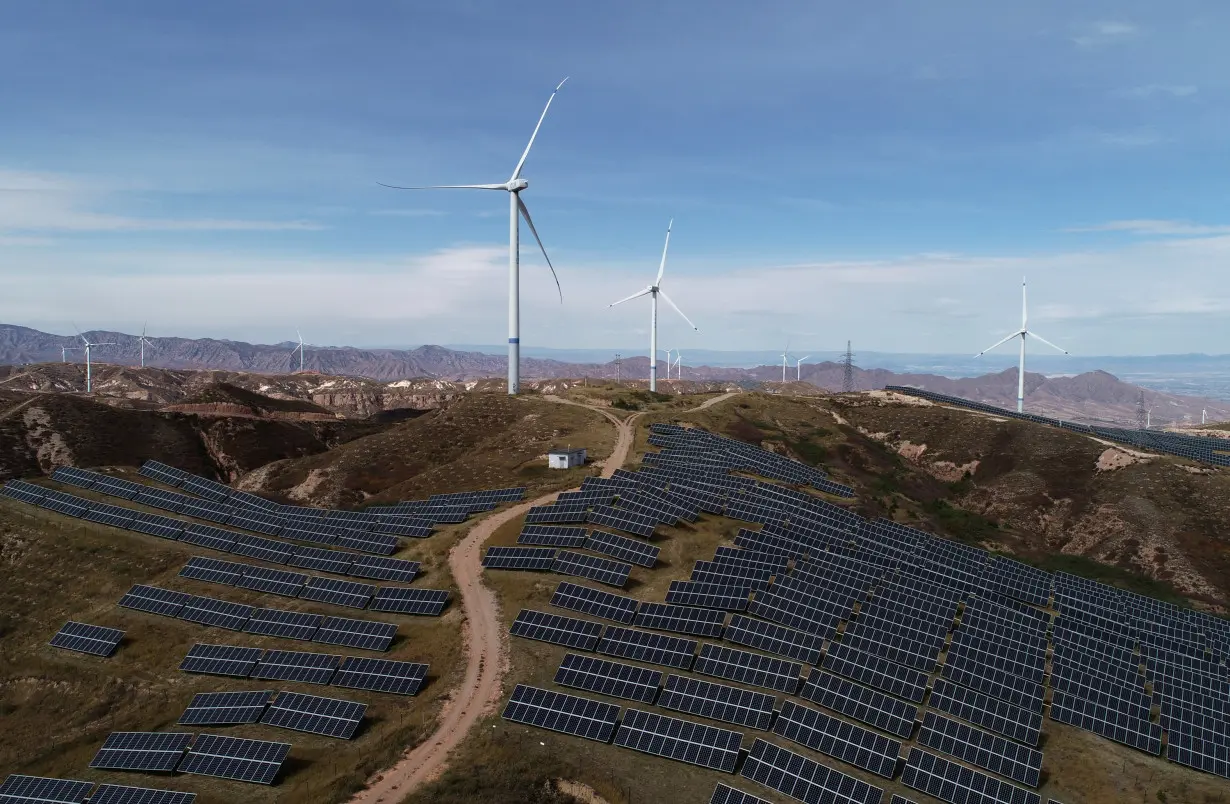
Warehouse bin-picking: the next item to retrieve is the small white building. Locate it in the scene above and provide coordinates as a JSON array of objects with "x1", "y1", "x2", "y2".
[{"x1": 548, "y1": 447, "x2": 587, "y2": 469}]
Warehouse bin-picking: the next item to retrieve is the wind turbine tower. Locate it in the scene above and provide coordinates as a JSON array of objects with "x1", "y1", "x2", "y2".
[
  {"x1": 674, "y1": 352, "x2": 683, "y2": 380},
  {"x1": 779, "y1": 340, "x2": 792, "y2": 384},
  {"x1": 976, "y1": 278, "x2": 1069, "y2": 414},
  {"x1": 663, "y1": 348, "x2": 674, "y2": 381},
  {"x1": 138, "y1": 323, "x2": 156, "y2": 368},
  {"x1": 796, "y1": 355, "x2": 810, "y2": 382},
  {"x1": 73, "y1": 325, "x2": 115, "y2": 393},
  {"x1": 290, "y1": 330, "x2": 307, "y2": 372},
  {"x1": 61, "y1": 346, "x2": 77, "y2": 363},
  {"x1": 380, "y1": 78, "x2": 567, "y2": 395},
  {"x1": 608, "y1": 219, "x2": 698, "y2": 392}
]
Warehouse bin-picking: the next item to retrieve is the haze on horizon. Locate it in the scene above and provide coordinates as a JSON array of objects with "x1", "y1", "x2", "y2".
[{"x1": 2, "y1": 2, "x2": 1228, "y2": 357}]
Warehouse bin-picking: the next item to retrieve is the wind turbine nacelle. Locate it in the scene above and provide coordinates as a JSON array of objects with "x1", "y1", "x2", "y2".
[{"x1": 506, "y1": 178, "x2": 529, "y2": 192}]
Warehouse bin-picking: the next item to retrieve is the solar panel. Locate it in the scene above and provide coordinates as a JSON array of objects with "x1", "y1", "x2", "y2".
[
  {"x1": 178, "y1": 523, "x2": 238, "y2": 552},
  {"x1": 299, "y1": 576, "x2": 376, "y2": 609},
  {"x1": 48, "y1": 621, "x2": 124, "y2": 657},
  {"x1": 126, "y1": 512, "x2": 185, "y2": 540},
  {"x1": 666, "y1": 581, "x2": 752, "y2": 612},
  {"x1": 554, "y1": 653, "x2": 662, "y2": 703},
  {"x1": 746, "y1": 585, "x2": 844, "y2": 638},
  {"x1": 332, "y1": 657, "x2": 429, "y2": 696},
  {"x1": 118, "y1": 585, "x2": 190, "y2": 617},
  {"x1": 286, "y1": 546, "x2": 355, "y2": 576},
  {"x1": 348, "y1": 555, "x2": 420, "y2": 582},
  {"x1": 598, "y1": 627, "x2": 697, "y2": 670},
  {"x1": 179, "y1": 643, "x2": 263, "y2": 677},
  {"x1": 1166, "y1": 732, "x2": 1230, "y2": 780},
  {"x1": 552, "y1": 550, "x2": 633, "y2": 587},
  {"x1": 708, "y1": 784, "x2": 772, "y2": 804},
  {"x1": 723, "y1": 614, "x2": 823, "y2": 664},
  {"x1": 941, "y1": 658, "x2": 1045, "y2": 711},
  {"x1": 918, "y1": 712, "x2": 1043, "y2": 787},
  {"x1": 88, "y1": 785, "x2": 198, "y2": 804},
  {"x1": 509, "y1": 609, "x2": 604, "y2": 651},
  {"x1": 634, "y1": 603, "x2": 726, "y2": 637},
  {"x1": 0, "y1": 775, "x2": 94, "y2": 804},
  {"x1": 482, "y1": 546, "x2": 558, "y2": 570},
  {"x1": 314, "y1": 616, "x2": 398, "y2": 651},
  {"x1": 177, "y1": 733, "x2": 290, "y2": 785},
  {"x1": 178, "y1": 498, "x2": 234, "y2": 525},
  {"x1": 334, "y1": 530, "x2": 399, "y2": 555},
  {"x1": 614, "y1": 708, "x2": 742, "y2": 772},
  {"x1": 657, "y1": 674, "x2": 775, "y2": 730},
  {"x1": 245, "y1": 608, "x2": 322, "y2": 641},
  {"x1": 740, "y1": 738, "x2": 885, "y2": 804},
  {"x1": 1048, "y1": 691, "x2": 1161, "y2": 754},
  {"x1": 694, "y1": 643, "x2": 801, "y2": 694},
  {"x1": 929, "y1": 679, "x2": 1042, "y2": 746},
  {"x1": 252, "y1": 649, "x2": 342, "y2": 685},
  {"x1": 549, "y1": 581, "x2": 639, "y2": 624},
  {"x1": 369, "y1": 587, "x2": 450, "y2": 616},
  {"x1": 39, "y1": 494, "x2": 91, "y2": 517},
  {"x1": 178, "y1": 690, "x2": 274, "y2": 726},
  {"x1": 799, "y1": 669, "x2": 918, "y2": 739},
  {"x1": 0, "y1": 483, "x2": 48, "y2": 506},
  {"x1": 587, "y1": 505, "x2": 657, "y2": 538},
  {"x1": 586, "y1": 529, "x2": 660, "y2": 568},
  {"x1": 518, "y1": 524, "x2": 590, "y2": 547},
  {"x1": 230, "y1": 534, "x2": 295, "y2": 564},
  {"x1": 235, "y1": 566, "x2": 308, "y2": 598},
  {"x1": 502, "y1": 684, "x2": 620, "y2": 742},
  {"x1": 89, "y1": 731, "x2": 193, "y2": 772},
  {"x1": 227, "y1": 511, "x2": 285, "y2": 537},
  {"x1": 902, "y1": 749, "x2": 1041, "y2": 804},
  {"x1": 82, "y1": 503, "x2": 135, "y2": 529},
  {"x1": 822, "y1": 642, "x2": 929, "y2": 703},
  {"x1": 260, "y1": 691, "x2": 367, "y2": 740},
  {"x1": 691, "y1": 559, "x2": 774, "y2": 586},
  {"x1": 179, "y1": 556, "x2": 247, "y2": 586},
  {"x1": 178, "y1": 595, "x2": 254, "y2": 631},
  {"x1": 774, "y1": 699, "x2": 901, "y2": 778}
]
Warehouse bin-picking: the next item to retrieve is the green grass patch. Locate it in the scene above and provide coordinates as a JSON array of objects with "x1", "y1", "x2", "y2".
[
  {"x1": 921, "y1": 498, "x2": 999, "y2": 545},
  {"x1": 1036, "y1": 553, "x2": 1192, "y2": 607}
]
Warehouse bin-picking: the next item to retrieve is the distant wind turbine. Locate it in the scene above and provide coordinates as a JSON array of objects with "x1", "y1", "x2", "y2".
[
  {"x1": 379, "y1": 78, "x2": 568, "y2": 396},
  {"x1": 72, "y1": 324, "x2": 115, "y2": 393},
  {"x1": 137, "y1": 322, "x2": 156, "y2": 368},
  {"x1": 674, "y1": 352, "x2": 683, "y2": 380},
  {"x1": 663, "y1": 348, "x2": 674, "y2": 380},
  {"x1": 796, "y1": 355, "x2": 810, "y2": 381},
  {"x1": 780, "y1": 339, "x2": 793, "y2": 383},
  {"x1": 61, "y1": 345, "x2": 78, "y2": 363},
  {"x1": 608, "y1": 219, "x2": 698, "y2": 392},
  {"x1": 976, "y1": 277, "x2": 1069, "y2": 413},
  {"x1": 290, "y1": 329, "x2": 307, "y2": 372}
]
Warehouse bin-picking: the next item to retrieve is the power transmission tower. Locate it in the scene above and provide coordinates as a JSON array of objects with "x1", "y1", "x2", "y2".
[
  {"x1": 841, "y1": 341, "x2": 855, "y2": 393},
  {"x1": 614, "y1": 354, "x2": 621, "y2": 383},
  {"x1": 1136, "y1": 391, "x2": 1147, "y2": 430}
]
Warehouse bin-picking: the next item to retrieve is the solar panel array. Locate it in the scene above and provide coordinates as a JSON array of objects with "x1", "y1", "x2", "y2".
[
  {"x1": 48, "y1": 621, "x2": 125, "y2": 657},
  {"x1": 614, "y1": 709, "x2": 743, "y2": 772},
  {"x1": 260, "y1": 691, "x2": 367, "y2": 739},
  {"x1": 178, "y1": 643, "x2": 429, "y2": 696},
  {"x1": 502, "y1": 684, "x2": 620, "y2": 742}
]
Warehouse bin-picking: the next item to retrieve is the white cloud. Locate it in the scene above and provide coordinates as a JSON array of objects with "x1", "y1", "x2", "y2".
[
  {"x1": 1065, "y1": 220, "x2": 1230, "y2": 236},
  {"x1": 1073, "y1": 20, "x2": 1139, "y2": 47},
  {"x1": 0, "y1": 168, "x2": 323, "y2": 234},
  {"x1": 1113, "y1": 84, "x2": 1198, "y2": 99}
]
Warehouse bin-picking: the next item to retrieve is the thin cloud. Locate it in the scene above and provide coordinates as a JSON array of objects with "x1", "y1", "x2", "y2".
[
  {"x1": 1073, "y1": 20, "x2": 1139, "y2": 48},
  {"x1": 1065, "y1": 220, "x2": 1230, "y2": 236},
  {"x1": 1113, "y1": 84, "x2": 1197, "y2": 99},
  {"x1": 369, "y1": 208, "x2": 448, "y2": 217}
]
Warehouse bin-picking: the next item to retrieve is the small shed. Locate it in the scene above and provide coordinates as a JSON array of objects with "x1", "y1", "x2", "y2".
[{"x1": 548, "y1": 447, "x2": 587, "y2": 469}]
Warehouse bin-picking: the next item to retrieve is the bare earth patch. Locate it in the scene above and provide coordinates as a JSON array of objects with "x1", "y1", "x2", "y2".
[
  {"x1": 554, "y1": 780, "x2": 614, "y2": 804},
  {"x1": 1095, "y1": 447, "x2": 1146, "y2": 472}
]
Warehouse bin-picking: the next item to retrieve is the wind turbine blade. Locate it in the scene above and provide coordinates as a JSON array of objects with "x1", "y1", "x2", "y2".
[
  {"x1": 510, "y1": 77, "x2": 568, "y2": 181},
  {"x1": 609, "y1": 286, "x2": 654, "y2": 307},
  {"x1": 1026, "y1": 331, "x2": 1069, "y2": 354},
  {"x1": 1021, "y1": 277, "x2": 1028, "y2": 329},
  {"x1": 655, "y1": 219, "x2": 673, "y2": 286},
  {"x1": 142, "y1": 321, "x2": 147, "y2": 338},
  {"x1": 377, "y1": 182, "x2": 507, "y2": 190},
  {"x1": 657, "y1": 289, "x2": 698, "y2": 330},
  {"x1": 517, "y1": 196, "x2": 562, "y2": 302},
  {"x1": 976, "y1": 331, "x2": 1020, "y2": 357},
  {"x1": 800, "y1": 356, "x2": 811, "y2": 362},
  {"x1": 71, "y1": 322, "x2": 88, "y2": 345}
]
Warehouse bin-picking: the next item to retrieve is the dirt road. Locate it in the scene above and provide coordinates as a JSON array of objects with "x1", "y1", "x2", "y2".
[{"x1": 347, "y1": 393, "x2": 735, "y2": 802}]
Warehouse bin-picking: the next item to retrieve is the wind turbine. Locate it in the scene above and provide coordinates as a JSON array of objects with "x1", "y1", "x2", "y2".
[
  {"x1": 796, "y1": 355, "x2": 810, "y2": 381},
  {"x1": 61, "y1": 346, "x2": 78, "y2": 363},
  {"x1": 780, "y1": 339, "x2": 792, "y2": 383},
  {"x1": 663, "y1": 348, "x2": 674, "y2": 380},
  {"x1": 379, "y1": 78, "x2": 568, "y2": 396},
  {"x1": 290, "y1": 329, "x2": 307, "y2": 372},
  {"x1": 137, "y1": 322, "x2": 156, "y2": 368},
  {"x1": 608, "y1": 219, "x2": 698, "y2": 392},
  {"x1": 72, "y1": 324, "x2": 115, "y2": 393},
  {"x1": 976, "y1": 277, "x2": 1069, "y2": 413},
  {"x1": 674, "y1": 352, "x2": 683, "y2": 380}
]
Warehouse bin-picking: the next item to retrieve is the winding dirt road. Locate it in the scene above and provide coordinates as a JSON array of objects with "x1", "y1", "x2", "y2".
[{"x1": 348, "y1": 392, "x2": 736, "y2": 803}]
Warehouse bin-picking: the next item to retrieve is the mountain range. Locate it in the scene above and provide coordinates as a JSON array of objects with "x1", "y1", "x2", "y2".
[{"x1": 3, "y1": 323, "x2": 1228, "y2": 426}]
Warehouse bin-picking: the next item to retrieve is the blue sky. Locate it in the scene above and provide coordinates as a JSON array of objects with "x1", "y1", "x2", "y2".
[{"x1": 2, "y1": 1, "x2": 1228, "y2": 357}]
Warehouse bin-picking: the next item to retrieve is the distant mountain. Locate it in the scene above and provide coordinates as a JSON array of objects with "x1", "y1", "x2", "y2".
[{"x1": 3, "y1": 323, "x2": 1227, "y2": 426}]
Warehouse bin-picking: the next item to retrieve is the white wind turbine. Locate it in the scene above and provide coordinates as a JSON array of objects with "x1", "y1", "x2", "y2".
[
  {"x1": 379, "y1": 78, "x2": 568, "y2": 396},
  {"x1": 72, "y1": 324, "x2": 115, "y2": 393},
  {"x1": 608, "y1": 219, "x2": 698, "y2": 392},
  {"x1": 976, "y1": 277, "x2": 1069, "y2": 413},
  {"x1": 674, "y1": 352, "x2": 683, "y2": 380},
  {"x1": 663, "y1": 348, "x2": 674, "y2": 380},
  {"x1": 61, "y1": 345, "x2": 78, "y2": 363},
  {"x1": 290, "y1": 329, "x2": 307, "y2": 372},
  {"x1": 779, "y1": 339, "x2": 793, "y2": 383},
  {"x1": 137, "y1": 322, "x2": 156, "y2": 368},
  {"x1": 796, "y1": 355, "x2": 810, "y2": 381}
]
